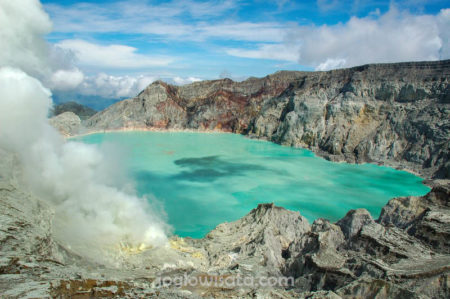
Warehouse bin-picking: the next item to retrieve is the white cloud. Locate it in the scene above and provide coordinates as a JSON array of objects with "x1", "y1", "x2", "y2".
[
  {"x1": 56, "y1": 39, "x2": 174, "y2": 69},
  {"x1": 42, "y1": 1, "x2": 450, "y2": 73},
  {"x1": 315, "y1": 58, "x2": 347, "y2": 71},
  {"x1": 226, "y1": 7, "x2": 450, "y2": 70},
  {"x1": 46, "y1": 0, "x2": 237, "y2": 29},
  {"x1": 437, "y1": 8, "x2": 450, "y2": 58},
  {"x1": 298, "y1": 7, "x2": 447, "y2": 70},
  {"x1": 45, "y1": 1, "x2": 288, "y2": 43},
  {"x1": 196, "y1": 22, "x2": 288, "y2": 42},
  {"x1": 49, "y1": 68, "x2": 84, "y2": 90},
  {"x1": 226, "y1": 43, "x2": 301, "y2": 62},
  {"x1": 172, "y1": 76, "x2": 202, "y2": 85},
  {"x1": 68, "y1": 74, "x2": 205, "y2": 98},
  {"x1": 117, "y1": 0, "x2": 237, "y2": 19},
  {"x1": 316, "y1": 0, "x2": 340, "y2": 12},
  {"x1": 76, "y1": 73, "x2": 157, "y2": 98}
]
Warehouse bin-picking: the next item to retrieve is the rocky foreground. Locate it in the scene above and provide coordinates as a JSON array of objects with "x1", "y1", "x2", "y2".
[
  {"x1": 78, "y1": 60, "x2": 450, "y2": 179},
  {"x1": 0, "y1": 146, "x2": 449, "y2": 298}
]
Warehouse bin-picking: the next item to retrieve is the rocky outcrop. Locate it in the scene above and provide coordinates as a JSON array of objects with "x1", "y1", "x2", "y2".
[
  {"x1": 379, "y1": 183, "x2": 450, "y2": 254},
  {"x1": 1, "y1": 145, "x2": 448, "y2": 297},
  {"x1": 48, "y1": 111, "x2": 81, "y2": 137},
  {"x1": 199, "y1": 203, "x2": 310, "y2": 277},
  {"x1": 85, "y1": 71, "x2": 302, "y2": 132},
  {"x1": 83, "y1": 60, "x2": 450, "y2": 179}
]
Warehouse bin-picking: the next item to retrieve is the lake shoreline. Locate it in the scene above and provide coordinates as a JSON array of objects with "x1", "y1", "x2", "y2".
[
  {"x1": 68, "y1": 126, "x2": 431, "y2": 186},
  {"x1": 75, "y1": 131, "x2": 431, "y2": 238}
]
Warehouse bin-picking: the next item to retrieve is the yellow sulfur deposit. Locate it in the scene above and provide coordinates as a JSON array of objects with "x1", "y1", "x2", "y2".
[
  {"x1": 118, "y1": 242, "x2": 152, "y2": 255},
  {"x1": 170, "y1": 238, "x2": 204, "y2": 259}
]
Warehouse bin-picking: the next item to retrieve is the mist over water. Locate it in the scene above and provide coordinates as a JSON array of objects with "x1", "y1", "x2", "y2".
[
  {"x1": 77, "y1": 132, "x2": 430, "y2": 238},
  {"x1": 0, "y1": 68, "x2": 169, "y2": 264},
  {"x1": 0, "y1": 0, "x2": 168, "y2": 265}
]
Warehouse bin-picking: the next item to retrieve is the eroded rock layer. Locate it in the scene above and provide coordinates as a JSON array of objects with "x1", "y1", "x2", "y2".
[{"x1": 84, "y1": 60, "x2": 450, "y2": 179}]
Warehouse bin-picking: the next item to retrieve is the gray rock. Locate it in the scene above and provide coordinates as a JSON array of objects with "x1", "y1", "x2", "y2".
[
  {"x1": 199, "y1": 203, "x2": 310, "y2": 277},
  {"x1": 379, "y1": 181, "x2": 450, "y2": 253},
  {"x1": 82, "y1": 60, "x2": 450, "y2": 179},
  {"x1": 336, "y1": 209, "x2": 374, "y2": 239},
  {"x1": 48, "y1": 111, "x2": 81, "y2": 136},
  {"x1": 336, "y1": 278, "x2": 418, "y2": 299}
]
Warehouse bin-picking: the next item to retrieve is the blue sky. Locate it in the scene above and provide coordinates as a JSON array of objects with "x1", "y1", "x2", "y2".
[{"x1": 35, "y1": 0, "x2": 449, "y2": 103}]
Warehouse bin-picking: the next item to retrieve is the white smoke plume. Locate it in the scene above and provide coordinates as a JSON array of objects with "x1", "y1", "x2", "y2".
[
  {"x1": 0, "y1": 0, "x2": 85, "y2": 91},
  {"x1": 0, "y1": 0, "x2": 52, "y2": 78},
  {"x1": 0, "y1": 0, "x2": 168, "y2": 263}
]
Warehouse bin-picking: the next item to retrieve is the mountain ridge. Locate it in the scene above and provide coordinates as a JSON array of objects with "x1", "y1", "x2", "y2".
[{"x1": 82, "y1": 59, "x2": 450, "y2": 179}]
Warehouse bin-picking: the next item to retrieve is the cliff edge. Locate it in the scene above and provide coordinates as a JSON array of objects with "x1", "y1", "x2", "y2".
[{"x1": 84, "y1": 60, "x2": 450, "y2": 179}]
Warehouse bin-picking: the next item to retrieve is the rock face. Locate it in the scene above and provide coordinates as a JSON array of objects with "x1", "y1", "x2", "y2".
[
  {"x1": 84, "y1": 60, "x2": 450, "y2": 179},
  {"x1": 48, "y1": 111, "x2": 81, "y2": 137},
  {"x1": 1, "y1": 145, "x2": 449, "y2": 298},
  {"x1": 85, "y1": 72, "x2": 301, "y2": 132},
  {"x1": 199, "y1": 203, "x2": 311, "y2": 277},
  {"x1": 379, "y1": 183, "x2": 450, "y2": 254}
]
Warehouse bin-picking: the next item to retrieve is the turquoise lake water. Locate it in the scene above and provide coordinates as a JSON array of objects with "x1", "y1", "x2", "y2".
[{"x1": 76, "y1": 132, "x2": 430, "y2": 238}]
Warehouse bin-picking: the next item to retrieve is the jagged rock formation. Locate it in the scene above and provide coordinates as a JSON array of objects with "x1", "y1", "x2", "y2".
[
  {"x1": 48, "y1": 111, "x2": 81, "y2": 137},
  {"x1": 1, "y1": 147, "x2": 449, "y2": 297},
  {"x1": 52, "y1": 101, "x2": 97, "y2": 120},
  {"x1": 84, "y1": 60, "x2": 450, "y2": 179},
  {"x1": 378, "y1": 180, "x2": 450, "y2": 254}
]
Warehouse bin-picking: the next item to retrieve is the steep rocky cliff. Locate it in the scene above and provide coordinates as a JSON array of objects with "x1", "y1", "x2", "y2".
[{"x1": 85, "y1": 60, "x2": 450, "y2": 179}]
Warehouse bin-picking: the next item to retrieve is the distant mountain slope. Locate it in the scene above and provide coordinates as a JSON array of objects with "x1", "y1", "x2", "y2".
[
  {"x1": 51, "y1": 92, "x2": 123, "y2": 111},
  {"x1": 85, "y1": 60, "x2": 450, "y2": 178},
  {"x1": 52, "y1": 101, "x2": 97, "y2": 120}
]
